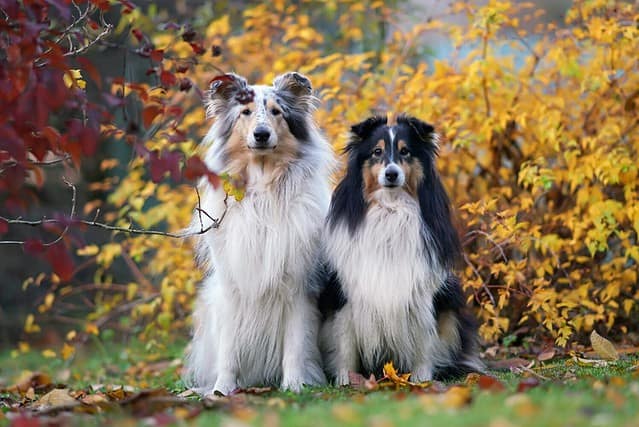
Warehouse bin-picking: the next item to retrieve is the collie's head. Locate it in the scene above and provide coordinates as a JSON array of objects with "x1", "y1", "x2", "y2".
[
  {"x1": 328, "y1": 114, "x2": 461, "y2": 268},
  {"x1": 204, "y1": 72, "x2": 318, "y2": 173}
]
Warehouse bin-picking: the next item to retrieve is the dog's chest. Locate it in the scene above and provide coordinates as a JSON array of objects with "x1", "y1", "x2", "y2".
[
  {"x1": 215, "y1": 188, "x2": 324, "y2": 291},
  {"x1": 327, "y1": 194, "x2": 444, "y2": 310}
]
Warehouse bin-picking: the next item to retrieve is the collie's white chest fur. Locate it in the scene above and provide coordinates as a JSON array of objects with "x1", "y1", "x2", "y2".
[
  {"x1": 324, "y1": 190, "x2": 445, "y2": 370},
  {"x1": 205, "y1": 176, "x2": 328, "y2": 297}
]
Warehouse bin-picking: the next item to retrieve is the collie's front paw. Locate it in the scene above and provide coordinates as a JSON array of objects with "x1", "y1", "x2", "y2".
[
  {"x1": 412, "y1": 364, "x2": 433, "y2": 383},
  {"x1": 335, "y1": 370, "x2": 350, "y2": 387},
  {"x1": 211, "y1": 376, "x2": 238, "y2": 396},
  {"x1": 281, "y1": 377, "x2": 305, "y2": 393}
]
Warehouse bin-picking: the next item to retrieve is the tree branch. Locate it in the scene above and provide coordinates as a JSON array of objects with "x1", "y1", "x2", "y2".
[{"x1": 0, "y1": 182, "x2": 227, "y2": 245}]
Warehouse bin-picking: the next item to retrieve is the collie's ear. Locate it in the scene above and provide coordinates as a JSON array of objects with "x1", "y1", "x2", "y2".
[
  {"x1": 350, "y1": 116, "x2": 387, "y2": 140},
  {"x1": 206, "y1": 73, "x2": 251, "y2": 118},
  {"x1": 273, "y1": 72, "x2": 316, "y2": 112},
  {"x1": 402, "y1": 116, "x2": 436, "y2": 146}
]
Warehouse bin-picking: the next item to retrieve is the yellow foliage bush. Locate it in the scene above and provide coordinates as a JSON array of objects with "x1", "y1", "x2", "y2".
[{"x1": 29, "y1": 0, "x2": 639, "y2": 349}]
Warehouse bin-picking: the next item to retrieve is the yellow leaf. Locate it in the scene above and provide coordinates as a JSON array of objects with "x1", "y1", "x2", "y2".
[
  {"x1": 61, "y1": 343, "x2": 75, "y2": 361},
  {"x1": 590, "y1": 330, "x2": 619, "y2": 360},
  {"x1": 85, "y1": 323, "x2": 99, "y2": 336},
  {"x1": 24, "y1": 314, "x2": 41, "y2": 334},
  {"x1": 41, "y1": 349, "x2": 56, "y2": 358},
  {"x1": 77, "y1": 245, "x2": 99, "y2": 256}
]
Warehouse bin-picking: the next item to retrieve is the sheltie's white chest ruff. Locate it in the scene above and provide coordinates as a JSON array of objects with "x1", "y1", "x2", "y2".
[{"x1": 325, "y1": 190, "x2": 446, "y2": 366}]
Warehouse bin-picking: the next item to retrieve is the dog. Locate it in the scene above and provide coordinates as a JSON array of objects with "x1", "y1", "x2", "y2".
[
  {"x1": 319, "y1": 114, "x2": 483, "y2": 385},
  {"x1": 183, "y1": 72, "x2": 333, "y2": 396}
]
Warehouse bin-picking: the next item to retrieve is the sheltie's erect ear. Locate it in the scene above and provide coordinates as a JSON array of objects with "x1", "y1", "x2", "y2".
[
  {"x1": 398, "y1": 115, "x2": 437, "y2": 152},
  {"x1": 205, "y1": 73, "x2": 251, "y2": 119},
  {"x1": 273, "y1": 72, "x2": 317, "y2": 113},
  {"x1": 350, "y1": 116, "x2": 387, "y2": 141}
]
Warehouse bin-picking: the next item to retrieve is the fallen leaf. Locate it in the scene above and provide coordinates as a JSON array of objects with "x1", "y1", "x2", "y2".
[
  {"x1": 590, "y1": 330, "x2": 619, "y2": 361},
  {"x1": 488, "y1": 358, "x2": 532, "y2": 370},
  {"x1": 349, "y1": 372, "x2": 379, "y2": 391},
  {"x1": 537, "y1": 349, "x2": 555, "y2": 362},
  {"x1": 7, "y1": 372, "x2": 52, "y2": 394},
  {"x1": 569, "y1": 353, "x2": 609, "y2": 368},
  {"x1": 505, "y1": 393, "x2": 539, "y2": 416},
  {"x1": 441, "y1": 386, "x2": 472, "y2": 409},
  {"x1": 517, "y1": 377, "x2": 541, "y2": 392},
  {"x1": 477, "y1": 375, "x2": 506, "y2": 392},
  {"x1": 31, "y1": 389, "x2": 78, "y2": 410}
]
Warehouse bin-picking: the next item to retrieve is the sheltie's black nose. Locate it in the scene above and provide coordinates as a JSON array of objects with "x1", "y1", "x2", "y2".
[
  {"x1": 253, "y1": 127, "x2": 271, "y2": 144},
  {"x1": 385, "y1": 169, "x2": 399, "y2": 183}
]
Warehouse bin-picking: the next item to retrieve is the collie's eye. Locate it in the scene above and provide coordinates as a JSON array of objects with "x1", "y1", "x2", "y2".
[
  {"x1": 271, "y1": 108, "x2": 281, "y2": 116},
  {"x1": 399, "y1": 147, "x2": 410, "y2": 156},
  {"x1": 372, "y1": 148, "x2": 383, "y2": 157},
  {"x1": 241, "y1": 108, "x2": 251, "y2": 116}
]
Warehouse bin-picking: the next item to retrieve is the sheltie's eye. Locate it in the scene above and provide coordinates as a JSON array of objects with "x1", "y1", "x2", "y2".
[
  {"x1": 372, "y1": 147, "x2": 383, "y2": 157},
  {"x1": 270, "y1": 108, "x2": 281, "y2": 116},
  {"x1": 399, "y1": 147, "x2": 410, "y2": 156},
  {"x1": 241, "y1": 108, "x2": 252, "y2": 116}
]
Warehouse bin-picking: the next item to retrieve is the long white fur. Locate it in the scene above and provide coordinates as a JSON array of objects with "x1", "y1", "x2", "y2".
[
  {"x1": 320, "y1": 189, "x2": 455, "y2": 384},
  {"x1": 184, "y1": 80, "x2": 333, "y2": 396}
]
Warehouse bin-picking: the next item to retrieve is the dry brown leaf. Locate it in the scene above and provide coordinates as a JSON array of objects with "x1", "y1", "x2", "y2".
[
  {"x1": 477, "y1": 375, "x2": 506, "y2": 392},
  {"x1": 537, "y1": 349, "x2": 555, "y2": 362},
  {"x1": 590, "y1": 330, "x2": 619, "y2": 361},
  {"x1": 7, "y1": 371, "x2": 52, "y2": 394},
  {"x1": 31, "y1": 388, "x2": 78, "y2": 410}
]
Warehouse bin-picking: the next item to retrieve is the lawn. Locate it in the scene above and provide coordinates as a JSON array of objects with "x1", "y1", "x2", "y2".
[{"x1": 1, "y1": 337, "x2": 638, "y2": 427}]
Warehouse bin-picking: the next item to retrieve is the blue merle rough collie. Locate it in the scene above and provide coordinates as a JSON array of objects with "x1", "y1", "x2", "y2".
[
  {"x1": 319, "y1": 114, "x2": 483, "y2": 384},
  {"x1": 183, "y1": 72, "x2": 333, "y2": 396}
]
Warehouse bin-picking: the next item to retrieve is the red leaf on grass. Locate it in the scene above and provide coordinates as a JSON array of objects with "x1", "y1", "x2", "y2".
[
  {"x1": 517, "y1": 377, "x2": 541, "y2": 392},
  {"x1": 477, "y1": 375, "x2": 506, "y2": 392}
]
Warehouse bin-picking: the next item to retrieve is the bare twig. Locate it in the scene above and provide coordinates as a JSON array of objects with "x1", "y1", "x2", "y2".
[
  {"x1": 0, "y1": 186, "x2": 228, "y2": 245},
  {"x1": 63, "y1": 23, "x2": 113, "y2": 57},
  {"x1": 464, "y1": 229, "x2": 509, "y2": 263},
  {"x1": 464, "y1": 252, "x2": 496, "y2": 306},
  {"x1": 0, "y1": 154, "x2": 71, "y2": 175}
]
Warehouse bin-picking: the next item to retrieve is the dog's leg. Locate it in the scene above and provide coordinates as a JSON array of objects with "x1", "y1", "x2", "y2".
[
  {"x1": 211, "y1": 290, "x2": 240, "y2": 396},
  {"x1": 281, "y1": 294, "x2": 326, "y2": 392},
  {"x1": 332, "y1": 307, "x2": 359, "y2": 386},
  {"x1": 411, "y1": 312, "x2": 439, "y2": 383}
]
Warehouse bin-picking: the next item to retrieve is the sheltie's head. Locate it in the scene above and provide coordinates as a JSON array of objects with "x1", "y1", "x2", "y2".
[
  {"x1": 205, "y1": 72, "x2": 318, "y2": 173},
  {"x1": 328, "y1": 114, "x2": 461, "y2": 268}
]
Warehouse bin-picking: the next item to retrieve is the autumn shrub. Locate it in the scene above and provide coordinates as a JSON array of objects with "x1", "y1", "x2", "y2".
[{"x1": 13, "y1": 0, "x2": 639, "y2": 353}]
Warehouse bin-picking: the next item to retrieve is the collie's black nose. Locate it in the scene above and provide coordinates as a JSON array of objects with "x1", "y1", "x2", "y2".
[
  {"x1": 253, "y1": 127, "x2": 271, "y2": 143},
  {"x1": 385, "y1": 169, "x2": 399, "y2": 183}
]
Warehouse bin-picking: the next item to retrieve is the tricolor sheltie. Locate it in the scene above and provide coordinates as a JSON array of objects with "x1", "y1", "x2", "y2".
[
  {"x1": 319, "y1": 114, "x2": 483, "y2": 384},
  {"x1": 183, "y1": 72, "x2": 333, "y2": 395}
]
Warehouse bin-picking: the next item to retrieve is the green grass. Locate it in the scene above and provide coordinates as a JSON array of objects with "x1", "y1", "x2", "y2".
[{"x1": 1, "y1": 337, "x2": 638, "y2": 427}]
